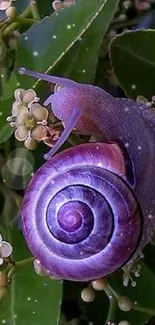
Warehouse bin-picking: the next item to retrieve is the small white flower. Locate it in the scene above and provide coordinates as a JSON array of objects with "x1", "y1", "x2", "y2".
[
  {"x1": 7, "y1": 88, "x2": 49, "y2": 150},
  {"x1": 0, "y1": 234, "x2": 13, "y2": 265}
]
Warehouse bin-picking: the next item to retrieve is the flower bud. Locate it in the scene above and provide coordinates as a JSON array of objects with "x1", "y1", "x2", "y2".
[
  {"x1": 136, "y1": 95, "x2": 148, "y2": 104},
  {"x1": 6, "y1": 6, "x2": 17, "y2": 18},
  {"x1": 24, "y1": 138, "x2": 38, "y2": 150},
  {"x1": 118, "y1": 321, "x2": 131, "y2": 325},
  {"x1": 91, "y1": 278, "x2": 107, "y2": 291},
  {"x1": 0, "y1": 272, "x2": 7, "y2": 287},
  {"x1": 52, "y1": 0, "x2": 63, "y2": 11},
  {"x1": 118, "y1": 296, "x2": 132, "y2": 312},
  {"x1": 81, "y1": 287, "x2": 95, "y2": 302}
]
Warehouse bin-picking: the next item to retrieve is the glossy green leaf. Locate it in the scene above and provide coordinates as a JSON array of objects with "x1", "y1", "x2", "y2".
[
  {"x1": 110, "y1": 30, "x2": 155, "y2": 99},
  {"x1": 52, "y1": 0, "x2": 120, "y2": 83},
  {"x1": 0, "y1": 72, "x2": 18, "y2": 144},
  {"x1": 0, "y1": 189, "x2": 62, "y2": 325},
  {"x1": 16, "y1": 0, "x2": 119, "y2": 88}
]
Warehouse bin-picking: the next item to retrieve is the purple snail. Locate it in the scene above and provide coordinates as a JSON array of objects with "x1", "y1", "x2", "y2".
[{"x1": 19, "y1": 67, "x2": 155, "y2": 281}]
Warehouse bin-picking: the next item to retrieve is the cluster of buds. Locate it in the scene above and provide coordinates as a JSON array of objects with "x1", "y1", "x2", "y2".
[
  {"x1": 0, "y1": 234, "x2": 13, "y2": 300},
  {"x1": 7, "y1": 88, "x2": 62, "y2": 151},
  {"x1": 81, "y1": 278, "x2": 107, "y2": 303},
  {"x1": 0, "y1": 234, "x2": 13, "y2": 265},
  {"x1": 52, "y1": 0, "x2": 75, "y2": 11}
]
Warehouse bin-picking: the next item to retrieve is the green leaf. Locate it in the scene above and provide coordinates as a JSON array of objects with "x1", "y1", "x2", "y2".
[
  {"x1": 110, "y1": 30, "x2": 155, "y2": 99},
  {"x1": 0, "y1": 189, "x2": 62, "y2": 325},
  {"x1": 0, "y1": 263, "x2": 62, "y2": 325},
  {"x1": 16, "y1": 0, "x2": 119, "y2": 88},
  {"x1": 0, "y1": 71, "x2": 19, "y2": 144},
  {"x1": 109, "y1": 262, "x2": 155, "y2": 325},
  {"x1": 52, "y1": 0, "x2": 120, "y2": 83},
  {"x1": 110, "y1": 30, "x2": 155, "y2": 100}
]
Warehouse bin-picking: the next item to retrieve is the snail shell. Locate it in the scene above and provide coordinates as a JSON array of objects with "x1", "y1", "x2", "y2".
[{"x1": 22, "y1": 143, "x2": 142, "y2": 281}]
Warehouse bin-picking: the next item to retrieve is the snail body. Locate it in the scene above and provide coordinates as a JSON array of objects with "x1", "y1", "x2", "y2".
[{"x1": 20, "y1": 68, "x2": 155, "y2": 281}]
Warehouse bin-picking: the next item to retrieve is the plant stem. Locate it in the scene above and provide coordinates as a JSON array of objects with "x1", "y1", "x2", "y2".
[
  {"x1": 30, "y1": 0, "x2": 41, "y2": 20},
  {"x1": 15, "y1": 257, "x2": 34, "y2": 268},
  {"x1": 133, "y1": 304, "x2": 155, "y2": 316},
  {"x1": 103, "y1": 285, "x2": 118, "y2": 324},
  {"x1": 107, "y1": 282, "x2": 119, "y2": 299},
  {"x1": 14, "y1": 17, "x2": 35, "y2": 25},
  {"x1": 106, "y1": 296, "x2": 118, "y2": 324},
  {"x1": 3, "y1": 5, "x2": 33, "y2": 37}
]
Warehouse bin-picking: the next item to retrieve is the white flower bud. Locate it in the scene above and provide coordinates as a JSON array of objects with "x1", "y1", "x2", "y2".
[
  {"x1": 91, "y1": 278, "x2": 107, "y2": 291},
  {"x1": 5, "y1": 6, "x2": 16, "y2": 18},
  {"x1": 24, "y1": 138, "x2": 38, "y2": 150},
  {"x1": 118, "y1": 296, "x2": 132, "y2": 312},
  {"x1": 118, "y1": 321, "x2": 131, "y2": 325},
  {"x1": 52, "y1": 0, "x2": 63, "y2": 11},
  {"x1": 81, "y1": 287, "x2": 95, "y2": 302}
]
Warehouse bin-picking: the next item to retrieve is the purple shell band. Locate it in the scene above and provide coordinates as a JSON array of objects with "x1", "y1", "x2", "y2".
[{"x1": 22, "y1": 143, "x2": 142, "y2": 281}]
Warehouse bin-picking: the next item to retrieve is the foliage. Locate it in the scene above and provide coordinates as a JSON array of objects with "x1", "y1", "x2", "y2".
[{"x1": 0, "y1": 0, "x2": 155, "y2": 324}]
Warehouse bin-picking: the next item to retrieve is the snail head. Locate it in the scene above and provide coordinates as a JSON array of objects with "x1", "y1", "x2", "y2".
[{"x1": 19, "y1": 67, "x2": 106, "y2": 159}]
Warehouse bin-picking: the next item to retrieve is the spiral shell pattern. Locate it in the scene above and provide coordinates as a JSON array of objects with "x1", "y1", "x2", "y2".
[{"x1": 22, "y1": 143, "x2": 142, "y2": 281}]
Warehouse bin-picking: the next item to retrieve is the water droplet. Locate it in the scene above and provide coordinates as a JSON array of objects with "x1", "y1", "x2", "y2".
[
  {"x1": 24, "y1": 36, "x2": 28, "y2": 40},
  {"x1": 125, "y1": 142, "x2": 129, "y2": 148},
  {"x1": 53, "y1": 35, "x2": 57, "y2": 39},
  {"x1": 33, "y1": 51, "x2": 39, "y2": 57},
  {"x1": 67, "y1": 24, "x2": 71, "y2": 29},
  {"x1": 27, "y1": 297, "x2": 31, "y2": 301},
  {"x1": 131, "y1": 84, "x2": 136, "y2": 89}
]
